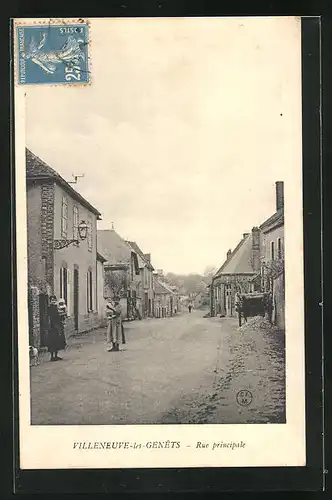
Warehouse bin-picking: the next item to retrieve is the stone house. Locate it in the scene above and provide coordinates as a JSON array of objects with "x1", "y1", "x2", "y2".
[
  {"x1": 259, "y1": 181, "x2": 285, "y2": 329},
  {"x1": 210, "y1": 181, "x2": 285, "y2": 329},
  {"x1": 167, "y1": 284, "x2": 181, "y2": 313},
  {"x1": 97, "y1": 229, "x2": 140, "y2": 320},
  {"x1": 210, "y1": 228, "x2": 261, "y2": 317},
  {"x1": 26, "y1": 148, "x2": 103, "y2": 347},
  {"x1": 126, "y1": 241, "x2": 155, "y2": 318},
  {"x1": 96, "y1": 251, "x2": 107, "y2": 326},
  {"x1": 193, "y1": 281, "x2": 210, "y2": 309},
  {"x1": 193, "y1": 291, "x2": 206, "y2": 309},
  {"x1": 153, "y1": 274, "x2": 176, "y2": 318}
]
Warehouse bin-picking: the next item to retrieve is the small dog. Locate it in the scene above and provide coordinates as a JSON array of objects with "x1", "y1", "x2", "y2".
[{"x1": 29, "y1": 346, "x2": 39, "y2": 366}]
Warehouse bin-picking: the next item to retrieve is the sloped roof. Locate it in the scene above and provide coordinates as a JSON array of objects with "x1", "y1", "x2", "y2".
[
  {"x1": 97, "y1": 229, "x2": 133, "y2": 265},
  {"x1": 126, "y1": 241, "x2": 154, "y2": 271},
  {"x1": 26, "y1": 148, "x2": 102, "y2": 219},
  {"x1": 26, "y1": 148, "x2": 63, "y2": 180},
  {"x1": 97, "y1": 251, "x2": 107, "y2": 263},
  {"x1": 125, "y1": 242, "x2": 147, "y2": 269},
  {"x1": 154, "y1": 278, "x2": 175, "y2": 295},
  {"x1": 259, "y1": 209, "x2": 284, "y2": 233},
  {"x1": 214, "y1": 234, "x2": 255, "y2": 277}
]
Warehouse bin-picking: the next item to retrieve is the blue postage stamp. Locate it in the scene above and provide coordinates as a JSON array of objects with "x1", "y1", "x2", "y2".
[{"x1": 16, "y1": 23, "x2": 90, "y2": 85}]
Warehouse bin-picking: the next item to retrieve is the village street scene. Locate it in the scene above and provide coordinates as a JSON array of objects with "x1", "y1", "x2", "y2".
[
  {"x1": 23, "y1": 19, "x2": 292, "y2": 427},
  {"x1": 27, "y1": 148, "x2": 285, "y2": 425}
]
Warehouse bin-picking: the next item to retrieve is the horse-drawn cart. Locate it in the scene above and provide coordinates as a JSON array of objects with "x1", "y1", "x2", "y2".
[{"x1": 235, "y1": 291, "x2": 273, "y2": 327}]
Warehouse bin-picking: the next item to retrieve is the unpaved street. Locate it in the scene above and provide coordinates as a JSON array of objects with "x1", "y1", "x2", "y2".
[{"x1": 31, "y1": 310, "x2": 285, "y2": 425}]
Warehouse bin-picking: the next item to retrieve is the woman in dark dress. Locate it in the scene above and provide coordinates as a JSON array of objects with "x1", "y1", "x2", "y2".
[{"x1": 47, "y1": 295, "x2": 66, "y2": 361}]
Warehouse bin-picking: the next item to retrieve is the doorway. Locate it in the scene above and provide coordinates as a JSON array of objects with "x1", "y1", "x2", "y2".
[
  {"x1": 144, "y1": 293, "x2": 148, "y2": 317},
  {"x1": 73, "y1": 268, "x2": 79, "y2": 331},
  {"x1": 225, "y1": 285, "x2": 232, "y2": 316}
]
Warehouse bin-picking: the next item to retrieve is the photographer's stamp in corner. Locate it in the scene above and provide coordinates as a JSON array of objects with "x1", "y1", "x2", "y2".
[{"x1": 15, "y1": 20, "x2": 90, "y2": 85}]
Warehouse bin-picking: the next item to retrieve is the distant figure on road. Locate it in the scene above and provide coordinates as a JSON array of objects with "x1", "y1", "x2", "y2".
[
  {"x1": 188, "y1": 303, "x2": 193, "y2": 313},
  {"x1": 106, "y1": 298, "x2": 123, "y2": 352},
  {"x1": 47, "y1": 295, "x2": 66, "y2": 362}
]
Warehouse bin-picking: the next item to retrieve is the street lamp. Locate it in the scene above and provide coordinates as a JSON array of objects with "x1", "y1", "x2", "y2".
[
  {"x1": 54, "y1": 220, "x2": 89, "y2": 250},
  {"x1": 78, "y1": 220, "x2": 88, "y2": 240}
]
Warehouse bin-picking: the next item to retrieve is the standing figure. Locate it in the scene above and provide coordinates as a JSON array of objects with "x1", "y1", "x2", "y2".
[
  {"x1": 105, "y1": 300, "x2": 115, "y2": 352},
  {"x1": 188, "y1": 303, "x2": 193, "y2": 313},
  {"x1": 106, "y1": 298, "x2": 123, "y2": 352},
  {"x1": 47, "y1": 295, "x2": 66, "y2": 361}
]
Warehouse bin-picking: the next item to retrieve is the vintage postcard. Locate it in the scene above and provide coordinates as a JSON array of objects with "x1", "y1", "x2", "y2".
[{"x1": 13, "y1": 16, "x2": 306, "y2": 470}]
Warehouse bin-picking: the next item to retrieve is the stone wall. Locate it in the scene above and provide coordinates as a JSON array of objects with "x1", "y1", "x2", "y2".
[
  {"x1": 41, "y1": 182, "x2": 55, "y2": 289},
  {"x1": 27, "y1": 182, "x2": 55, "y2": 347},
  {"x1": 28, "y1": 286, "x2": 40, "y2": 348},
  {"x1": 273, "y1": 272, "x2": 285, "y2": 330}
]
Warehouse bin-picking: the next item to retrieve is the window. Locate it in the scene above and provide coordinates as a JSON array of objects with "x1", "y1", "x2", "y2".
[
  {"x1": 144, "y1": 268, "x2": 148, "y2": 287},
  {"x1": 60, "y1": 266, "x2": 68, "y2": 306},
  {"x1": 87, "y1": 269, "x2": 93, "y2": 312},
  {"x1": 61, "y1": 196, "x2": 68, "y2": 238},
  {"x1": 270, "y1": 241, "x2": 275, "y2": 261},
  {"x1": 87, "y1": 219, "x2": 92, "y2": 252},
  {"x1": 73, "y1": 205, "x2": 79, "y2": 244},
  {"x1": 277, "y1": 237, "x2": 282, "y2": 259}
]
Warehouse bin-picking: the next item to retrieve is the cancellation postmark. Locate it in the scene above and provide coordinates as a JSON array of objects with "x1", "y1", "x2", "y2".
[{"x1": 15, "y1": 20, "x2": 90, "y2": 85}]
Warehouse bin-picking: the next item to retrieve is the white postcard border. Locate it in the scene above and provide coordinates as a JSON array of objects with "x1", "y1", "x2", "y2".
[{"x1": 15, "y1": 16, "x2": 306, "y2": 470}]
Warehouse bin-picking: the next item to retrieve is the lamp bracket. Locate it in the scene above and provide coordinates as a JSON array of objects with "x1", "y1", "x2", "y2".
[{"x1": 54, "y1": 239, "x2": 79, "y2": 250}]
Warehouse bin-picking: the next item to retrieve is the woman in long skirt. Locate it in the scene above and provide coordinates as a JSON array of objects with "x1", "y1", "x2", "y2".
[{"x1": 47, "y1": 295, "x2": 66, "y2": 361}]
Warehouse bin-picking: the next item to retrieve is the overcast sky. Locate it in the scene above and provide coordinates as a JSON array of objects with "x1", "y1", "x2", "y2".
[{"x1": 26, "y1": 17, "x2": 301, "y2": 274}]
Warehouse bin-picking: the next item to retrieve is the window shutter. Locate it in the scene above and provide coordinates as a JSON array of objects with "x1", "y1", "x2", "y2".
[
  {"x1": 67, "y1": 269, "x2": 71, "y2": 316},
  {"x1": 89, "y1": 271, "x2": 92, "y2": 311},
  {"x1": 86, "y1": 272, "x2": 89, "y2": 312},
  {"x1": 91, "y1": 271, "x2": 93, "y2": 311}
]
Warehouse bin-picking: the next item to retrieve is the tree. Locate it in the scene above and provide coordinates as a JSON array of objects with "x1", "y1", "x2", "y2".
[
  {"x1": 203, "y1": 265, "x2": 217, "y2": 277},
  {"x1": 104, "y1": 268, "x2": 128, "y2": 299},
  {"x1": 203, "y1": 265, "x2": 217, "y2": 283}
]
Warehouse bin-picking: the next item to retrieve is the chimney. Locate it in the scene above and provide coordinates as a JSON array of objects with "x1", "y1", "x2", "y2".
[
  {"x1": 276, "y1": 181, "x2": 284, "y2": 211},
  {"x1": 227, "y1": 249, "x2": 232, "y2": 260},
  {"x1": 243, "y1": 233, "x2": 249, "y2": 239},
  {"x1": 251, "y1": 227, "x2": 261, "y2": 272},
  {"x1": 144, "y1": 253, "x2": 151, "y2": 263}
]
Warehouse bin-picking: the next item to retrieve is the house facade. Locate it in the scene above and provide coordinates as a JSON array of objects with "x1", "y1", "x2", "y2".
[
  {"x1": 126, "y1": 242, "x2": 155, "y2": 318},
  {"x1": 210, "y1": 228, "x2": 261, "y2": 317},
  {"x1": 259, "y1": 181, "x2": 285, "y2": 328},
  {"x1": 97, "y1": 229, "x2": 140, "y2": 320},
  {"x1": 26, "y1": 149, "x2": 103, "y2": 347},
  {"x1": 210, "y1": 181, "x2": 285, "y2": 329},
  {"x1": 153, "y1": 274, "x2": 176, "y2": 318},
  {"x1": 194, "y1": 291, "x2": 207, "y2": 309},
  {"x1": 96, "y1": 251, "x2": 107, "y2": 326}
]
